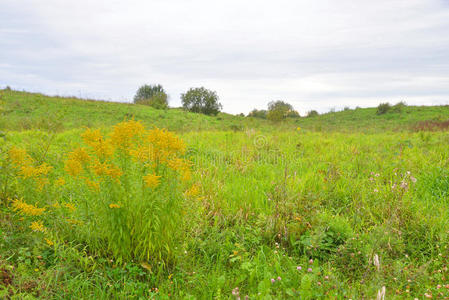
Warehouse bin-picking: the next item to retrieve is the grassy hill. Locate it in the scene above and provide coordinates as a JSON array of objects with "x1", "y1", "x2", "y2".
[
  {"x1": 1, "y1": 89, "x2": 449, "y2": 299},
  {"x1": 1, "y1": 89, "x2": 448, "y2": 133}
]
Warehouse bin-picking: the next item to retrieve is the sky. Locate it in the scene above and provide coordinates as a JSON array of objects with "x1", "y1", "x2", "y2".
[{"x1": 1, "y1": 0, "x2": 449, "y2": 114}]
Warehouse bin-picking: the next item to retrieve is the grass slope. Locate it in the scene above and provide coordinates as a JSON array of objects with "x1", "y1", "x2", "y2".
[{"x1": 1, "y1": 89, "x2": 449, "y2": 299}]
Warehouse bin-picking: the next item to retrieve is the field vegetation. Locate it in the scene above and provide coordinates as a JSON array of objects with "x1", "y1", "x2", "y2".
[{"x1": 1, "y1": 89, "x2": 449, "y2": 299}]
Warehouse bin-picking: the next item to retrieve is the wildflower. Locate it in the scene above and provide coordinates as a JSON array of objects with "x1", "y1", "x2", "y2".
[
  {"x1": 374, "y1": 189, "x2": 379, "y2": 193},
  {"x1": 277, "y1": 276, "x2": 281, "y2": 281},
  {"x1": 410, "y1": 176, "x2": 417, "y2": 183},
  {"x1": 68, "y1": 147, "x2": 90, "y2": 163},
  {"x1": 307, "y1": 268, "x2": 312, "y2": 272},
  {"x1": 85, "y1": 178, "x2": 100, "y2": 191},
  {"x1": 185, "y1": 183, "x2": 201, "y2": 198},
  {"x1": 297, "y1": 266, "x2": 302, "y2": 271},
  {"x1": 143, "y1": 173, "x2": 161, "y2": 188},
  {"x1": 66, "y1": 218, "x2": 82, "y2": 225},
  {"x1": 55, "y1": 177, "x2": 66, "y2": 186},
  {"x1": 309, "y1": 259, "x2": 314, "y2": 264},
  {"x1": 11, "y1": 199, "x2": 45, "y2": 216},
  {"x1": 232, "y1": 287, "x2": 239, "y2": 297},
  {"x1": 110, "y1": 119, "x2": 145, "y2": 149},
  {"x1": 109, "y1": 203, "x2": 121, "y2": 209},
  {"x1": 81, "y1": 128, "x2": 114, "y2": 158},
  {"x1": 297, "y1": 127, "x2": 301, "y2": 131},
  {"x1": 271, "y1": 278, "x2": 275, "y2": 283},
  {"x1": 45, "y1": 238, "x2": 54, "y2": 246},
  {"x1": 30, "y1": 221, "x2": 46, "y2": 232},
  {"x1": 317, "y1": 281, "x2": 321, "y2": 286},
  {"x1": 64, "y1": 203, "x2": 76, "y2": 211},
  {"x1": 8, "y1": 146, "x2": 33, "y2": 166},
  {"x1": 65, "y1": 159, "x2": 82, "y2": 176},
  {"x1": 324, "y1": 275, "x2": 329, "y2": 280}
]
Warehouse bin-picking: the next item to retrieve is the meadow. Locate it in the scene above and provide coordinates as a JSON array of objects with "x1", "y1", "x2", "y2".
[{"x1": 1, "y1": 89, "x2": 449, "y2": 299}]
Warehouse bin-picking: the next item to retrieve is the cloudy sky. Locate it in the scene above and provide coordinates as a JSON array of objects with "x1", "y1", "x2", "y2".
[{"x1": 1, "y1": 0, "x2": 449, "y2": 114}]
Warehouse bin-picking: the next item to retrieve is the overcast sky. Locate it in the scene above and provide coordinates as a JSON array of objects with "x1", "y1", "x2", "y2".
[{"x1": 1, "y1": 0, "x2": 449, "y2": 114}]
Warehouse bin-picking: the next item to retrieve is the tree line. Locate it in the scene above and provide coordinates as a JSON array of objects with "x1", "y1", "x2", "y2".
[{"x1": 134, "y1": 84, "x2": 312, "y2": 121}]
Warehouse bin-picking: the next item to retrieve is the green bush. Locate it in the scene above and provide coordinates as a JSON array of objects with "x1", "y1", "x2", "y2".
[
  {"x1": 247, "y1": 109, "x2": 267, "y2": 119},
  {"x1": 134, "y1": 84, "x2": 168, "y2": 109},
  {"x1": 392, "y1": 101, "x2": 406, "y2": 113},
  {"x1": 376, "y1": 102, "x2": 391, "y2": 115},
  {"x1": 135, "y1": 91, "x2": 168, "y2": 109}
]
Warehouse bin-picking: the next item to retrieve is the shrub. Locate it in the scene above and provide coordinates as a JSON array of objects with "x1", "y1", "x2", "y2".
[
  {"x1": 307, "y1": 110, "x2": 319, "y2": 117},
  {"x1": 247, "y1": 109, "x2": 267, "y2": 119},
  {"x1": 181, "y1": 87, "x2": 222, "y2": 116},
  {"x1": 392, "y1": 101, "x2": 406, "y2": 113},
  {"x1": 136, "y1": 91, "x2": 168, "y2": 109},
  {"x1": 376, "y1": 102, "x2": 391, "y2": 115},
  {"x1": 134, "y1": 84, "x2": 168, "y2": 109}
]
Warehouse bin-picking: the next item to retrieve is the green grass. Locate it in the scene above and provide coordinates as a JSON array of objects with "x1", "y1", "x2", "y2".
[{"x1": 1, "y1": 89, "x2": 449, "y2": 299}]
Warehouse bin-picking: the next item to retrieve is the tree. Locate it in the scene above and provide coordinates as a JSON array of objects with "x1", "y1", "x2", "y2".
[
  {"x1": 181, "y1": 87, "x2": 222, "y2": 115},
  {"x1": 266, "y1": 100, "x2": 299, "y2": 122},
  {"x1": 134, "y1": 84, "x2": 168, "y2": 109}
]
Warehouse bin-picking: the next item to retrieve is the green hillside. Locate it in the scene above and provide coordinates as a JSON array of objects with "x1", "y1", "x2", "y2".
[
  {"x1": 1, "y1": 89, "x2": 449, "y2": 299},
  {"x1": 1, "y1": 89, "x2": 448, "y2": 132}
]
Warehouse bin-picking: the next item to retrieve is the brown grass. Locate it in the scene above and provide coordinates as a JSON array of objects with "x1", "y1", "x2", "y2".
[{"x1": 412, "y1": 120, "x2": 449, "y2": 131}]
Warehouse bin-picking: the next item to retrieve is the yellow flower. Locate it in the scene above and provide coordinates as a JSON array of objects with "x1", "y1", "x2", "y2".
[
  {"x1": 65, "y1": 159, "x2": 82, "y2": 176},
  {"x1": 11, "y1": 199, "x2": 45, "y2": 216},
  {"x1": 109, "y1": 203, "x2": 121, "y2": 209},
  {"x1": 110, "y1": 119, "x2": 145, "y2": 149},
  {"x1": 184, "y1": 183, "x2": 200, "y2": 198},
  {"x1": 92, "y1": 160, "x2": 122, "y2": 179},
  {"x1": 55, "y1": 177, "x2": 66, "y2": 186},
  {"x1": 64, "y1": 203, "x2": 76, "y2": 211},
  {"x1": 66, "y1": 218, "x2": 82, "y2": 225},
  {"x1": 85, "y1": 178, "x2": 100, "y2": 192},
  {"x1": 68, "y1": 147, "x2": 90, "y2": 163},
  {"x1": 143, "y1": 173, "x2": 161, "y2": 188},
  {"x1": 30, "y1": 221, "x2": 46, "y2": 232},
  {"x1": 297, "y1": 127, "x2": 301, "y2": 131},
  {"x1": 8, "y1": 146, "x2": 33, "y2": 166},
  {"x1": 81, "y1": 128, "x2": 114, "y2": 158},
  {"x1": 45, "y1": 238, "x2": 54, "y2": 246}
]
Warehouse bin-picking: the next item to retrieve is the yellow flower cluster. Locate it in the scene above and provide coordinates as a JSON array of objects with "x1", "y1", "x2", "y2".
[
  {"x1": 92, "y1": 160, "x2": 122, "y2": 179},
  {"x1": 8, "y1": 146, "x2": 32, "y2": 166},
  {"x1": 8, "y1": 147, "x2": 52, "y2": 191},
  {"x1": 184, "y1": 183, "x2": 201, "y2": 198},
  {"x1": 29, "y1": 220, "x2": 46, "y2": 232},
  {"x1": 110, "y1": 119, "x2": 145, "y2": 150},
  {"x1": 63, "y1": 120, "x2": 191, "y2": 194},
  {"x1": 143, "y1": 173, "x2": 161, "y2": 188},
  {"x1": 109, "y1": 203, "x2": 121, "y2": 208},
  {"x1": 81, "y1": 128, "x2": 114, "y2": 158},
  {"x1": 11, "y1": 198, "x2": 46, "y2": 216}
]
